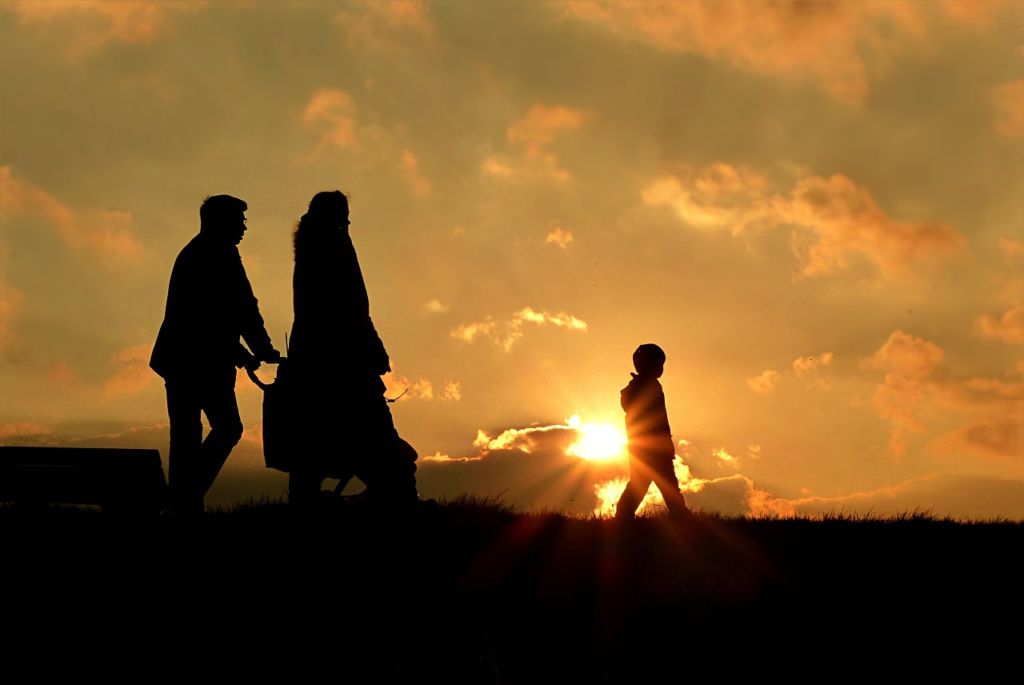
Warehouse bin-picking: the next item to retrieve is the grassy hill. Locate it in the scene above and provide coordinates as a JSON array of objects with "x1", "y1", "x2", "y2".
[{"x1": 2, "y1": 499, "x2": 1020, "y2": 680}]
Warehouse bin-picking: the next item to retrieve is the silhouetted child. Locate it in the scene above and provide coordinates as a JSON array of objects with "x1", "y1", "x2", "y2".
[{"x1": 615, "y1": 344, "x2": 689, "y2": 520}]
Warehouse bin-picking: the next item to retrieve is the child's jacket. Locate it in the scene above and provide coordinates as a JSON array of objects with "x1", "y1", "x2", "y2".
[{"x1": 621, "y1": 374, "x2": 674, "y2": 461}]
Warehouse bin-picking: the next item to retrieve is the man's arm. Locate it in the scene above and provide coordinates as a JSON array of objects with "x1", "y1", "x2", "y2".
[
  {"x1": 233, "y1": 342, "x2": 262, "y2": 371},
  {"x1": 233, "y1": 253, "x2": 280, "y2": 363}
]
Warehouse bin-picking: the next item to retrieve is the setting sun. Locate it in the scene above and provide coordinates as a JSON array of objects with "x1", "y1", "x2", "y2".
[{"x1": 566, "y1": 415, "x2": 627, "y2": 462}]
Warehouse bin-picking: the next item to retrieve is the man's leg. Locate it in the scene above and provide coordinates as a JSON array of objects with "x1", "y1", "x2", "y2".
[
  {"x1": 195, "y1": 380, "x2": 243, "y2": 504},
  {"x1": 166, "y1": 381, "x2": 203, "y2": 514},
  {"x1": 288, "y1": 468, "x2": 322, "y2": 508},
  {"x1": 615, "y1": 457, "x2": 654, "y2": 520}
]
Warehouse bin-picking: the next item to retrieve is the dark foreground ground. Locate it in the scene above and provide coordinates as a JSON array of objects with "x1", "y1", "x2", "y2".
[{"x1": 2, "y1": 500, "x2": 1020, "y2": 681}]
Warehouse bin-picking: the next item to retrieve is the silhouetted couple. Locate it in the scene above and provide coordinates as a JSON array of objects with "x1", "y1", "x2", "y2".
[{"x1": 151, "y1": 192, "x2": 419, "y2": 514}]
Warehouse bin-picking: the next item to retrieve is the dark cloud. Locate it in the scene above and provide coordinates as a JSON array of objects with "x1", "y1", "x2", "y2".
[{"x1": 417, "y1": 422, "x2": 625, "y2": 515}]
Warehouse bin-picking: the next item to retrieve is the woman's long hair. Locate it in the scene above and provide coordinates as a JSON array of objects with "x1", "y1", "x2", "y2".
[{"x1": 293, "y1": 190, "x2": 349, "y2": 255}]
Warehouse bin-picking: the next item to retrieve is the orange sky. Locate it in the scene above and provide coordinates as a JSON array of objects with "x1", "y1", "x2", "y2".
[{"x1": 1, "y1": 0, "x2": 1021, "y2": 517}]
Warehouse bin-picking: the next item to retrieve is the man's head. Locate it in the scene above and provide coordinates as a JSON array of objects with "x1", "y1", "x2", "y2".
[
  {"x1": 633, "y1": 343, "x2": 666, "y2": 378},
  {"x1": 200, "y1": 194, "x2": 248, "y2": 245}
]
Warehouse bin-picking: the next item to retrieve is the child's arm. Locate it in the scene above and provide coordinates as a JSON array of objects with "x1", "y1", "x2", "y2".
[{"x1": 620, "y1": 373, "x2": 638, "y2": 411}]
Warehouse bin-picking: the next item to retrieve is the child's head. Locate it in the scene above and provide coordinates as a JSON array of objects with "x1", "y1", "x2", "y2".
[{"x1": 632, "y1": 343, "x2": 666, "y2": 378}]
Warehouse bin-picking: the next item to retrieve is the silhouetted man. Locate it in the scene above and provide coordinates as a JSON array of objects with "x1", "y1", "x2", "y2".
[{"x1": 151, "y1": 195, "x2": 280, "y2": 514}]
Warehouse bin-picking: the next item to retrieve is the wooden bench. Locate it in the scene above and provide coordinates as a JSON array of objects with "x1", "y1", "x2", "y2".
[{"x1": 0, "y1": 446, "x2": 167, "y2": 514}]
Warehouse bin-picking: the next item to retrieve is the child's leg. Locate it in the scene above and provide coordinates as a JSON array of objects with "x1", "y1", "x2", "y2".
[
  {"x1": 615, "y1": 456, "x2": 654, "y2": 520},
  {"x1": 651, "y1": 456, "x2": 689, "y2": 518}
]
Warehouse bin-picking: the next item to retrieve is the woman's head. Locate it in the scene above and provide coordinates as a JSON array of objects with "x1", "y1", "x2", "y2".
[
  {"x1": 307, "y1": 190, "x2": 349, "y2": 228},
  {"x1": 294, "y1": 190, "x2": 350, "y2": 253}
]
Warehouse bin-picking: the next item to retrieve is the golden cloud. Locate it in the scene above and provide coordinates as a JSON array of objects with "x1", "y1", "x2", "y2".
[
  {"x1": 302, "y1": 89, "x2": 358, "y2": 151},
  {"x1": 863, "y1": 330, "x2": 1023, "y2": 460},
  {"x1": 0, "y1": 166, "x2": 143, "y2": 267},
  {"x1": 482, "y1": 151, "x2": 572, "y2": 182},
  {"x1": 643, "y1": 165, "x2": 963, "y2": 280},
  {"x1": 441, "y1": 380, "x2": 462, "y2": 402},
  {"x1": 866, "y1": 330, "x2": 945, "y2": 378},
  {"x1": 451, "y1": 306, "x2": 587, "y2": 351},
  {"x1": 483, "y1": 104, "x2": 590, "y2": 183},
  {"x1": 333, "y1": 0, "x2": 433, "y2": 49},
  {"x1": 873, "y1": 373, "x2": 929, "y2": 456},
  {"x1": 397, "y1": 377, "x2": 435, "y2": 400},
  {"x1": 781, "y1": 174, "x2": 964, "y2": 279},
  {"x1": 746, "y1": 369, "x2": 782, "y2": 395},
  {"x1": 383, "y1": 370, "x2": 461, "y2": 402},
  {"x1": 865, "y1": 330, "x2": 945, "y2": 455},
  {"x1": 641, "y1": 164, "x2": 771, "y2": 233},
  {"x1": 555, "y1": 1, "x2": 1007, "y2": 104},
  {"x1": 545, "y1": 227, "x2": 574, "y2": 249},
  {"x1": 976, "y1": 306, "x2": 1024, "y2": 345},
  {"x1": 712, "y1": 447, "x2": 738, "y2": 466},
  {"x1": 793, "y1": 352, "x2": 833, "y2": 376},
  {"x1": 421, "y1": 298, "x2": 450, "y2": 315},
  {"x1": 999, "y1": 238, "x2": 1024, "y2": 261},
  {"x1": 399, "y1": 149, "x2": 432, "y2": 197},
  {"x1": 473, "y1": 422, "x2": 572, "y2": 454},
  {"x1": 8, "y1": 0, "x2": 206, "y2": 59},
  {"x1": 748, "y1": 351, "x2": 833, "y2": 395},
  {"x1": 420, "y1": 452, "x2": 482, "y2": 463},
  {"x1": 507, "y1": 104, "x2": 589, "y2": 154}
]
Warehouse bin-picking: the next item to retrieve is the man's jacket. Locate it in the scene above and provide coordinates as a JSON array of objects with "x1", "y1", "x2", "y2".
[{"x1": 150, "y1": 231, "x2": 274, "y2": 382}]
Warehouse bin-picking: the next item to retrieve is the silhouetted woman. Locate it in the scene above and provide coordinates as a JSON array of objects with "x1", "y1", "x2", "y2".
[{"x1": 288, "y1": 191, "x2": 417, "y2": 507}]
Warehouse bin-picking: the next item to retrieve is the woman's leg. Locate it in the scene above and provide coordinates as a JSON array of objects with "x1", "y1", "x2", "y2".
[{"x1": 289, "y1": 466, "x2": 322, "y2": 508}]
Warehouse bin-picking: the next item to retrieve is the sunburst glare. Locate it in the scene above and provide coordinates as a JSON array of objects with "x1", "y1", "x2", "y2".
[{"x1": 565, "y1": 415, "x2": 627, "y2": 461}]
